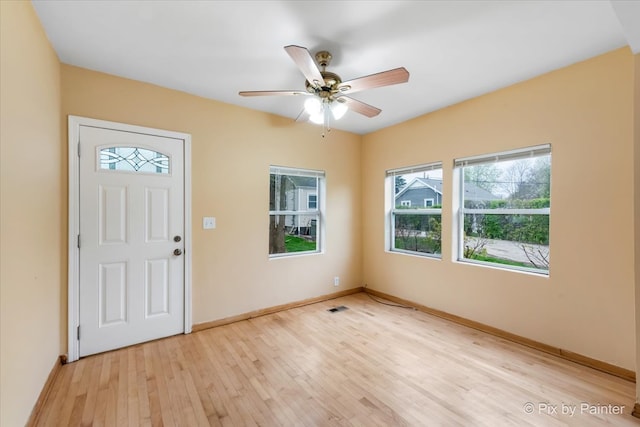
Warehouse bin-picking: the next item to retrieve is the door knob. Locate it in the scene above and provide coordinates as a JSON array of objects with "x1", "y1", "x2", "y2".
[{"x1": 173, "y1": 248, "x2": 182, "y2": 256}]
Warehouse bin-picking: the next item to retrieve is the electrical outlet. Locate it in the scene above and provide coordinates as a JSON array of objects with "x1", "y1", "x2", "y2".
[{"x1": 334, "y1": 276, "x2": 340, "y2": 287}]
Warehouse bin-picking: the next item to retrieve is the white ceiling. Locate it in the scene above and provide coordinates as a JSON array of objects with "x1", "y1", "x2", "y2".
[{"x1": 32, "y1": 1, "x2": 640, "y2": 135}]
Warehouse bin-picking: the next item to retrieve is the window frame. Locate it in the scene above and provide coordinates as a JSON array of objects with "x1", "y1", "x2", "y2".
[
  {"x1": 269, "y1": 166, "x2": 325, "y2": 258},
  {"x1": 386, "y1": 162, "x2": 443, "y2": 259},
  {"x1": 454, "y1": 144, "x2": 551, "y2": 275}
]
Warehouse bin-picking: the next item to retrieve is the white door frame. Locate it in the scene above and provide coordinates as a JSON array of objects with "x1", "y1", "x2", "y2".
[{"x1": 67, "y1": 115, "x2": 192, "y2": 362}]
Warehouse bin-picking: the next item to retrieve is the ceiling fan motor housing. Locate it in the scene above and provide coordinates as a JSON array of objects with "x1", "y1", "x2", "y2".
[
  {"x1": 306, "y1": 71, "x2": 342, "y2": 98},
  {"x1": 306, "y1": 51, "x2": 342, "y2": 99}
]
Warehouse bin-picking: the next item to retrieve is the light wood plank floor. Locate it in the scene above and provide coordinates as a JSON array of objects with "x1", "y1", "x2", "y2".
[{"x1": 35, "y1": 293, "x2": 637, "y2": 426}]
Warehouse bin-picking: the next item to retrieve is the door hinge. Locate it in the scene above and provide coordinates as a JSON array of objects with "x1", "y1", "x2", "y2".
[
  {"x1": 77, "y1": 142, "x2": 80, "y2": 157},
  {"x1": 77, "y1": 234, "x2": 80, "y2": 249},
  {"x1": 77, "y1": 325, "x2": 80, "y2": 340}
]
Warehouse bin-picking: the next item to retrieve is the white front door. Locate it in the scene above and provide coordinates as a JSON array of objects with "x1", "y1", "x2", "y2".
[{"x1": 78, "y1": 125, "x2": 185, "y2": 357}]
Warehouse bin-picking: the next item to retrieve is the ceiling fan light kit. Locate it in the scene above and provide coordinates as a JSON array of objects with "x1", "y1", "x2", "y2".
[
  {"x1": 304, "y1": 97, "x2": 348, "y2": 124},
  {"x1": 239, "y1": 45, "x2": 409, "y2": 136}
]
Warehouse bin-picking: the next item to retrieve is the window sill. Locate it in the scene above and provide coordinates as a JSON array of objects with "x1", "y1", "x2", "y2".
[
  {"x1": 455, "y1": 258, "x2": 549, "y2": 277},
  {"x1": 269, "y1": 251, "x2": 323, "y2": 260},
  {"x1": 387, "y1": 249, "x2": 442, "y2": 260}
]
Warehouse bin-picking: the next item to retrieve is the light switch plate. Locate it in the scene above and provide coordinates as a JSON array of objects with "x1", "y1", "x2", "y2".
[{"x1": 203, "y1": 217, "x2": 216, "y2": 229}]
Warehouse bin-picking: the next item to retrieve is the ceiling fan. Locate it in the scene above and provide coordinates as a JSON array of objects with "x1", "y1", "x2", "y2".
[{"x1": 239, "y1": 45, "x2": 409, "y2": 134}]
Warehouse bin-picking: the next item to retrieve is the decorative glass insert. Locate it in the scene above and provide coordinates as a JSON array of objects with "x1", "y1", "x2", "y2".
[{"x1": 100, "y1": 147, "x2": 169, "y2": 174}]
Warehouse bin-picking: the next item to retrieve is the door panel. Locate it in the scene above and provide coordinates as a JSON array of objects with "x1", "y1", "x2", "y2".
[
  {"x1": 99, "y1": 262, "x2": 127, "y2": 326},
  {"x1": 99, "y1": 185, "x2": 127, "y2": 245},
  {"x1": 79, "y1": 125, "x2": 184, "y2": 357},
  {"x1": 145, "y1": 258, "x2": 169, "y2": 317},
  {"x1": 145, "y1": 187, "x2": 169, "y2": 242}
]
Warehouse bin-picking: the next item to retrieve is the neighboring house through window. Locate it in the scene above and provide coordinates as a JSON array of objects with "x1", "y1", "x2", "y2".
[
  {"x1": 387, "y1": 162, "x2": 443, "y2": 257},
  {"x1": 307, "y1": 194, "x2": 317, "y2": 210},
  {"x1": 454, "y1": 144, "x2": 551, "y2": 274},
  {"x1": 269, "y1": 166, "x2": 325, "y2": 257}
]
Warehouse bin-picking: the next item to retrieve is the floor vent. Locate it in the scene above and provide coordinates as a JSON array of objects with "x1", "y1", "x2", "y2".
[{"x1": 327, "y1": 305, "x2": 349, "y2": 313}]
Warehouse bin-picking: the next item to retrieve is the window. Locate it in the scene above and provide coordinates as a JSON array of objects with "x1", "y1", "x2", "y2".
[
  {"x1": 269, "y1": 166, "x2": 324, "y2": 257},
  {"x1": 387, "y1": 162, "x2": 443, "y2": 257},
  {"x1": 99, "y1": 146, "x2": 169, "y2": 174},
  {"x1": 307, "y1": 194, "x2": 317, "y2": 210},
  {"x1": 454, "y1": 144, "x2": 551, "y2": 274}
]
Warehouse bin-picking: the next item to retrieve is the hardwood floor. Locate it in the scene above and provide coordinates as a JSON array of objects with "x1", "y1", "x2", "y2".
[{"x1": 34, "y1": 293, "x2": 637, "y2": 426}]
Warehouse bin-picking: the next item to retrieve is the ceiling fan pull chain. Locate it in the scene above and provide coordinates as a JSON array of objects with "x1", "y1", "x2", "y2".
[{"x1": 323, "y1": 104, "x2": 331, "y2": 138}]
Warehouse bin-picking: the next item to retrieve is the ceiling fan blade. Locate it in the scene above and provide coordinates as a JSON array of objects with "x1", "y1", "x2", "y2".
[
  {"x1": 284, "y1": 45, "x2": 325, "y2": 88},
  {"x1": 239, "y1": 90, "x2": 308, "y2": 97},
  {"x1": 338, "y1": 96, "x2": 381, "y2": 118},
  {"x1": 338, "y1": 67, "x2": 409, "y2": 94},
  {"x1": 295, "y1": 109, "x2": 310, "y2": 122}
]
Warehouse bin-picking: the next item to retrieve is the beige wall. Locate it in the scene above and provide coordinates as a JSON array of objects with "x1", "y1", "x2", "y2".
[
  {"x1": 0, "y1": 1, "x2": 62, "y2": 426},
  {"x1": 60, "y1": 65, "x2": 363, "y2": 328},
  {"x1": 362, "y1": 48, "x2": 636, "y2": 370},
  {"x1": 634, "y1": 52, "x2": 640, "y2": 403}
]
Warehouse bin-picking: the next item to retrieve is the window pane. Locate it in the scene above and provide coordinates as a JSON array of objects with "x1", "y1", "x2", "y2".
[
  {"x1": 100, "y1": 147, "x2": 169, "y2": 174},
  {"x1": 463, "y1": 157, "x2": 551, "y2": 205},
  {"x1": 269, "y1": 215, "x2": 318, "y2": 255},
  {"x1": 394, "y1": 214, "x2": 442, "y2": 254},
  {"x1": 462, "y1": 214, "x2": 549, "y2": 271},
  {"x1": 394, "y1": 173, "x2": 443, "y2": 209}
]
